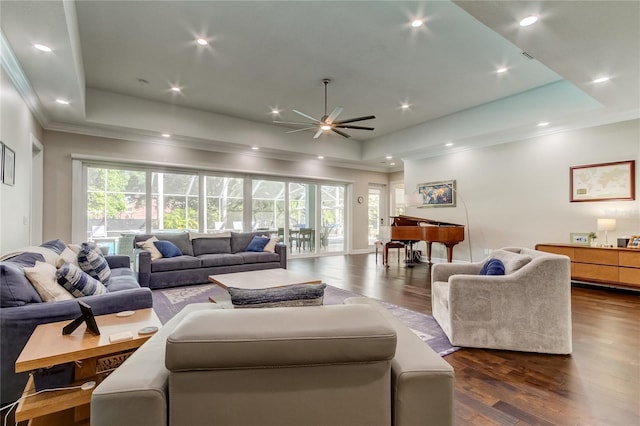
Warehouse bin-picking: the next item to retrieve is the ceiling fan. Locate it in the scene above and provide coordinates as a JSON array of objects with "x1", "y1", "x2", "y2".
[{"x1": 274, "y1": 79, "x2": 375, "y2": 139}]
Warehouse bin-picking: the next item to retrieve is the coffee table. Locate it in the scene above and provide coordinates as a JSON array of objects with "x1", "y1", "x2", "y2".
[
  {"x1": 208, "y1": 268, "x2": 321, "y2": 290},
  {"x1": 14, "y1": 308, "x2": 161, "y2": 426}
]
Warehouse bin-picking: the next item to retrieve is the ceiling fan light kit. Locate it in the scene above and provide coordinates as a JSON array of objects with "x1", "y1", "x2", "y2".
[{"x1": 274, "y1": 79, "x2": 376, "y2": 139}]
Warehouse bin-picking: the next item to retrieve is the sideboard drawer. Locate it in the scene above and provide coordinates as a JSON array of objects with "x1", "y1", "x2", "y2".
[
  {"x1": 574, "y1": 248, "x2": 618, "y2": 265},
  {"x1": 619, "y1": 251, "x2": 640, "y2": 268},
  {"x1": 619, "y1": 267, "x2": 640, "y2": 286},
  {"x1": 574, "y1": 263, "x2": 618, "y2": 283}
]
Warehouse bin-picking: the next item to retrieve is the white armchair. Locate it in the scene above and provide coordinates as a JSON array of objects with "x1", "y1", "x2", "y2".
[{"x1": 431, "y1": 247, "x2": 572, "y2": 354}]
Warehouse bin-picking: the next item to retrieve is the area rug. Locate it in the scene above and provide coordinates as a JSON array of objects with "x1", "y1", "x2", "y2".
[{"x1": 151, "y1": 283, "x2": 460, "y2": 357}]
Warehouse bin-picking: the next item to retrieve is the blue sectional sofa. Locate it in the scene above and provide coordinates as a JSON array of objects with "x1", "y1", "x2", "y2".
[
  {"x1": 0, "y1": 242, "x2": 152, "y2": 405},
  {"x1": 134, "y1": 231, "x2": 287, "y2": 289}
]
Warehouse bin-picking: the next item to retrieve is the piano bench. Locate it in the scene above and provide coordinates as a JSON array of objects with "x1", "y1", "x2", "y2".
[{"x1": 383, "y1": 241, "x2": 407, "y2": 266}]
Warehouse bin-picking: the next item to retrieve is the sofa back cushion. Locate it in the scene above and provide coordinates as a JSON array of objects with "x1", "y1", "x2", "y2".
[
  {"x1": 135, "y1": 233, "x2": 194, "y2": 257},
  {"x1": 231, "y1": 232, "x2": 262, "y2": 253},
  {"x1": 0, "y1": 252, "x2": 45, "y2": 307},
  {"x1": 192, "y1": 237, "x2": 231, "y2": 256}
]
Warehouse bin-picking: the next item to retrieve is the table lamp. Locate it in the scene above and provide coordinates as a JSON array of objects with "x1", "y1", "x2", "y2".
[{"x1": 597, "y1": 218, "x2": 616, "y2": 246}]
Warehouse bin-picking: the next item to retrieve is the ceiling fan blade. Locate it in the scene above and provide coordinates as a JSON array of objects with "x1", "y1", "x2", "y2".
[
  {"x1": 333, "y1": 115, "x2": 376, "y2": 125},
  {"x1": 286, "y1": 127, "x2": 318, "y2": 134},
  {"x1": 331, "y1": 128, "x2": 351, "y2": 138},
  {"x1": 293, "y1": 109, "x2": 321, "y2": 123},
  {"x1": 273, "y1": 120, "x2": 316, "y2": 125},
  {"x1": 335, "y1": 125, "x2": 375, "y2": 131},
  {"x1": 313, "y1": 128, "x2": 324, "y2": 139},
  {"x1": 325, "y1": 106, "x2": 343, "y2": 124}
]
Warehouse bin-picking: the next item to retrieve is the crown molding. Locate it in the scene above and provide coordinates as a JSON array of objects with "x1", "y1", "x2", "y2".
[{"x1": 0, "y1": 29, "x2": 49, "y2": 127}]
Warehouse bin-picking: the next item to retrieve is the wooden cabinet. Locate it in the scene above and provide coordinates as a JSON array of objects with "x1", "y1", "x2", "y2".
[{"x1": 535, "y1": 244, "x2": 640, "y2": 291}]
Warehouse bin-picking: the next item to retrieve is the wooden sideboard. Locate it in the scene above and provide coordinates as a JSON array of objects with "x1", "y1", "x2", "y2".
[{"x1": 535, "y1": 244, "x2": 640, "y2": 291}]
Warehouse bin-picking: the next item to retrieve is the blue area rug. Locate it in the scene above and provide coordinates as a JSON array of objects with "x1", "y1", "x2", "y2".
[{"x1": 152, "y1": 283, "x2": 460, "y2": 357}]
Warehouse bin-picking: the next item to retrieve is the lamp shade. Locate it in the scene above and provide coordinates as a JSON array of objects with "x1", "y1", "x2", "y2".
[{"x1": 597, "y1": 218, "x2": 617, "y2": 232}]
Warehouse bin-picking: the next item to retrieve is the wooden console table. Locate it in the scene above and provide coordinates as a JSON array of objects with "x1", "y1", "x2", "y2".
[{"x1": 535, "y1": 244, "x2": 640, "y2": 291}]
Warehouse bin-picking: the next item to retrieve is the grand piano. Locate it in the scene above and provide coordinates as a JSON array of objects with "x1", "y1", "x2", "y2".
[{"x1": 384, "y1": 215, "x2": 465, "y2": 263}]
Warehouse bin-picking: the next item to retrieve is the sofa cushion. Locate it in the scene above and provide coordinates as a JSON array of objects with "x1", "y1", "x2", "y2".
[
  {"x1": 489, "y1": 249, "x2": 532, "y2": 274},
  {"x1": 189, "y1": 231, "x2": 231, "y2": 240},
  {"x1": 227, "y1": 283, "x2": 327, "y2": 308},
  {"x1": 479, "y1": 258, "x2": 505, "y2": 276},
  {"x1": 56, "y1": 263, "x2": 108, "y2": 297},
  {"x1": 24, "y1": 261, "x2": 74, "y2": 302},
  {"x1": 78, "y1": 243, "x2": 112, "y2": 283},
  {"x1": 40, "y1": 239, "x2": 67, "y2": 255},
  {"x1": 154, "y1": 240, "x2": 183, "y2": 258},
  {"x1": 150, "y1": 256, "x2": 202, "y2": 273},
  {"x1": 231, "y1": 232, "x2": 260, "y2": 253},
  {"x1": 56, "y1": 247, "x2": 79, "y2": 268},
  {"x1": 239, "y1": 252, "x2": 280, "y2": 264},
  {"x1": 0, "y1": 252, "x2": 45, "y2": 307},
  {"x1": 104, "y1": 269, "x2": 141, "y2": 292},
  {"x1": 246, "y1": 236, "x2": 270, "y2": 252},
  {"x1": 263, "y1": 237, "x2": 279, "y2": 253},
  {"x1": 198, "y1": 253, "x2": 245, "y2": 268},
  {"x1": 192, "y1": 237, "x2": 231, "y2": 256}
]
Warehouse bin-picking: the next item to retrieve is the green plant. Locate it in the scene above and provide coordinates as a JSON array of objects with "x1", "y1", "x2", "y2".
[{"x1": 588, "y1": 232, "x2": 597, "y2": 241}]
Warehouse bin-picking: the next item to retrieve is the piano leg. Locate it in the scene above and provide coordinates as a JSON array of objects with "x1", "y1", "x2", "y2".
[
  {"x1": 426, "y1": 242, "x2": 433, "y2": 263},
  {"x1": 444, "y1": 244, "x2": 455, "y2": 263}
]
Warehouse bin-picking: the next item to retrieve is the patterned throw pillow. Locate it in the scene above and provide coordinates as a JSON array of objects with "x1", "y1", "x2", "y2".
[
  {"x1": 77, "y1": 243, "x2": 112, "y2": 283},
  {"x1": 56, "y1": 263, "x2": 108, "y2": 297}
]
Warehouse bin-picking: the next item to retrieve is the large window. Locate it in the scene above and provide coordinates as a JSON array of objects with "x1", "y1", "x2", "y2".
[{"x1": 81, "y1": 163, "x2": 348, "y2": 257}]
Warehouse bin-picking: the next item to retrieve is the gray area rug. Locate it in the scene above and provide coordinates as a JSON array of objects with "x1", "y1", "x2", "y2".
[{"x1": 152, "y1": 283, "x2": 460, "y2": 357}]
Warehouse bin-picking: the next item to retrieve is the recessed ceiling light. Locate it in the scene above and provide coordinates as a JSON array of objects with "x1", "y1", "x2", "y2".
[
  {"x1": 385, "y1": 155, "x2": 393, "y2": 160},
  {"x1": 162, "y1": 133, "x2": 171, "y2": 138},
  {"x1": 400, "y1": 103, "x2": 410, "y2": 109},
  {"x1": 445, "y1": 142, "x2": 454, "y2": 147},
  {"x1": 271, "y1": 108, "x2": 280, "y2": 115},
  {"x1": 519, "y1": 15, "x2": 539, "y2": 27},
  {"x1": 55, "y1": 99, "x2": 69, "y2": 105},
  {"x1": 389, "y1": 162, "x2": 396, "y2": 166},
  {"x1": 251, "y1": 146, "x2": 260, "y2": 150},
  {"x1": 411, "y1": 19, "x2": 424, "y2": 28},
  {"x1": 538, "y1": 122, "x2": 549, "y2": 127},
  {"x1": 34, "y1": 43, "x2": 52, "y2": 52},
  {"x1": 318, "y1": 156, "x2": 324, "y2": 160},
  {"x1": 196, "y1": 38, "x2": 208, "y2": 46},
  {"x1": 170, "y1": 87, "x2": 181, "y2": 92},
  {"x1": 496, "y1": 67, "x2": 509, "y2": 74},
  {"x1": 592, "y1": 76, "x2": 610, "y2": 84}
]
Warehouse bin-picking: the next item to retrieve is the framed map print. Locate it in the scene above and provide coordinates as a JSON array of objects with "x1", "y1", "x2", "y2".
[{"x1": 570, "y1": 160, "x2": 635, "y2": 202}]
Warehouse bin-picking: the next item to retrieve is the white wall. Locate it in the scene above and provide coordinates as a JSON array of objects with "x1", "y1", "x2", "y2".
[
  {"x1": 404, "y1": 119, "x2": 640, "y2": 262},
  {"x1": 42, "y1": 130, "x2": 389, "y2": 251},
  {"x1": 0, "y1": 67, "x2": 44, "y2": 253}
]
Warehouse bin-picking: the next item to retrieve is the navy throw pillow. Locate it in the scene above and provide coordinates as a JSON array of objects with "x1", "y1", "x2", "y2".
[
  {"x1": 153, "y1": 240, "x2": 183, "y2": 258},
  {"x1": 246, "y1": 236, "x2": 270, "y2": 252},
  {"x1": 479, "y1": 258, "x2": 505, "y2": 276}
]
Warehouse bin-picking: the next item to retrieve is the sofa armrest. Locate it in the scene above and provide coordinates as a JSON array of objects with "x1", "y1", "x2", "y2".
[
  {"x1": 92, "y1": 303, "x2": 224, "y2": 426},
  {"x1": 431, "y1": 261, "x2": 483, "y2": 283},
  {"x1": 275, "y1": 243, "x2": 287, "y2": 269},
  {"x1": 135, "y1": 249, "x2": 151, "y2": 287},
  {"x1": 106, "y1": 255, "x2": 131, "y2": 269},
  {"x1": 343, "y1": 297, "x2": 454, "y2": 426}
]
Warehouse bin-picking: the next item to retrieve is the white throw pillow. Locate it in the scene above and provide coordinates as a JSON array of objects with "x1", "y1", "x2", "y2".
[
  {"x1": 263, "y1": 236, "x2": 280, "y2": 253},
  {"x1": 24, "y1": 261, "x2": 74, "y2": 302},
  {"x1": 56, "y1": 246, "x2": 79, "y2": 268},
  {"x1": 136, "y1": 236, "x2": 163, "y2": 260}
]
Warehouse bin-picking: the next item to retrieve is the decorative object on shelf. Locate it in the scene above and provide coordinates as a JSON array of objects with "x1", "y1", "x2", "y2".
[
  {"x1": 417, "y1": 180, "x2": 456, "y2": 208},
  {"x1": 1, "y1": 142, "x2": 15, "y2": 186},
  {"x1": 617, "y1": 237, "x2": 631, "y2": 248},
  {"x1": 597, "y1": 218, "x2": 617, "y2": 246},
  {"x1": 628, "y1": 235, "x2": 640, "y2": 249},
  {"x1": 570, "y1": 232, "x2": 590, "y2": 246},
  {"x1": 570, "y1": 160, "x2": 635, "y2": 202},
  {"x1": 587, "y1": 232, "x2": 598, "y2": 247}
]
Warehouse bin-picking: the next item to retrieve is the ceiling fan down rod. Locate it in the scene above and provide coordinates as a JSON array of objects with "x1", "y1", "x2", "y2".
[{"x1": 322, "y1": 78, "x2": 330, "y2": 119}]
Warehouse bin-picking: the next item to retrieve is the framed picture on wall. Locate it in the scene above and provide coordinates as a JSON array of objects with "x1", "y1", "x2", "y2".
[
  {"x1": 417, "y1": 180, "x2": 456, "y2": 208},
  {"x1": 570, "y1": 160, "x2": 635, "y2": 202},
  {"x1": 1, "y1": 143, "x2": 15, "y2": 186},
  {"x1": 569, "y1": 232, "x2": 590, "y2": 246}
]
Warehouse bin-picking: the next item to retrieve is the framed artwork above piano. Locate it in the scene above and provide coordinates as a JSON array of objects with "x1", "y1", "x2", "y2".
[{"x1": 417, "y1": 180, "x2": 456, "y2": 208}]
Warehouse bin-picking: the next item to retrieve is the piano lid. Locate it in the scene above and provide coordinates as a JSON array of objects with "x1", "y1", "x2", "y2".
[{"x1": 391, "y1": 215, "x2": 463, "y2": 227}]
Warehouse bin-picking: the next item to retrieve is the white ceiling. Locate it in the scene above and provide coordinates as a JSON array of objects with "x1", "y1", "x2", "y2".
[{"x1": 1, "y1": 1, "x2": 638, "y2": 172}]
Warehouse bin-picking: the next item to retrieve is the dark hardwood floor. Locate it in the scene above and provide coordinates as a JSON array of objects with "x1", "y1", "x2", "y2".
[{"x1": 288, "y1": 253, "x2": 640, "y2": 426}]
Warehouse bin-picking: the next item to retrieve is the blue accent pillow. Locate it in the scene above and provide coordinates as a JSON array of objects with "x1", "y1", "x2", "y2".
[
  {"x1": 479, "y1": 258, "x2": 505, "y2": 276},
  {"x1": 246, "y1": 236, "x2": 270, "y2": 252},
  {"x1": 153, "y1": 240, "x2": 183, "y2": 258}
]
